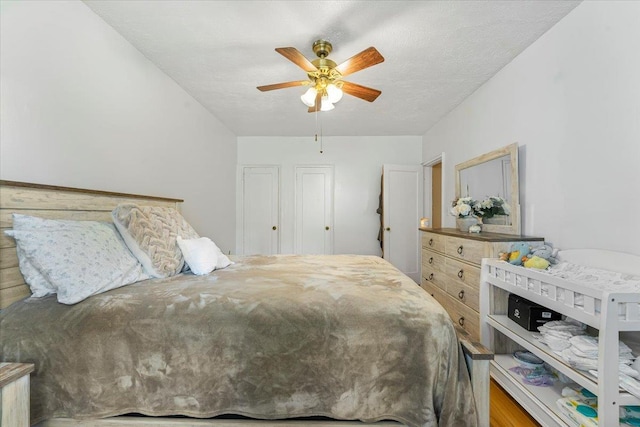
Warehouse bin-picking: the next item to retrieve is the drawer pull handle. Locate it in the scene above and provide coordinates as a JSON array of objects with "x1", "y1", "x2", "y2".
[
  {"x1": 457, "y1": 269, "x2": 464, "y2": 279},
  {"x1": 457, "y1": 245, "x2": 464, "y2": 255},
  {"x1": 429, "y1": 257, "x2": 434, "y2": 264},
  {"x1": 429, "y1": 238, "x2": 434, "y2": 246},
  {"x1": 428, "y1": 273, "x2": 434, "y2": 281},
  {"x1": 458, "y1": 317, "x2": 465, "y2": 327},
  {"x1": 458, "y1": 290, "x2": 465, "y2": 299}
]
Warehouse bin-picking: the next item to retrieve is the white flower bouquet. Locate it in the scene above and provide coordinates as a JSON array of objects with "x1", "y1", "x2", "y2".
[
  {"x1": 450, "y1": 197, "x2": 477, "y2": 218},
  {"x1": 474, "y1": 196, "x2": 511, "y2": 219}
]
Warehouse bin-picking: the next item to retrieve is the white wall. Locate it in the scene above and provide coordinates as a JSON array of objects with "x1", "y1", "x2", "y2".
[
  {"x1": 238, "y1": 136, "x2": 422, "y2": 255},
  {"x1": 422, "y1": 1, "x2": 640, "y2": 256},
  {"x1": 0, "y1": 0, "x2": 237, "y2": 253}
]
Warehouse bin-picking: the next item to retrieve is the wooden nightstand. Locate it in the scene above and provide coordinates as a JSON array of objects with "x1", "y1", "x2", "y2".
[{"x1": 0, "y1": 363, "x2": 34, "y2": 427}]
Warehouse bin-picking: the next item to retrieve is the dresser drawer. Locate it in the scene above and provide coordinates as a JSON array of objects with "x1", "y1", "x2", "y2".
[
  {"x1": 442, "y1": 274, "x2": 480, "y2": 312},
  {"x1": 421, "y1": 277, "x2": 447, "y2": 302},
  {"x1": 422, "y1": 232, "x2": 445, "y2": 253},
  {"x1": 444, "y1": 258, "x2": 480, "y2": 289},
  {"x1": 439, "y1": 296, "x2": 480, "y2": 342},
  {"x1": 445, "y1": 236, "x2": 485, "y2": 265},
  {"x1": 422, "y1": 250, "x2": 445, "y2": 273},
  {"x1": 421, "y1": 264, "x2": 448, "y2": 290}
]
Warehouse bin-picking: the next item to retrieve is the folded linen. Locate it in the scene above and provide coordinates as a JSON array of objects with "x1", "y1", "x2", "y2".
[
  {"x1": 538, "y1": 319, "x2": 587, "y2": 351},
  {"x1": 538, "y1": 320, "x2": 586, "y2": 335},
  {"x1": 567, "y1": 335, "x2": 634, "y2": 361},
  {"x1": 589, "y1": 370, "x2": 640, "y2": 400},
  {"x1": 561, "y1": 348, "x2": 638, "y2": 376}
]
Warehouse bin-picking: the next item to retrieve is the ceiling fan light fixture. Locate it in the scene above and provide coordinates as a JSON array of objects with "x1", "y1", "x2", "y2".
[
  {"x1": 326, "y1": 84, "x2": 343, "y2": 104},
  {"x1": 320, "y1": 97, "x2": 335, "y2": 111},
  {"x1": 259, "y1": 40, "x2": 384, "y2": 113},
  {"x1": 300, "y1": 87, "x2": 318, "y2": 107}
]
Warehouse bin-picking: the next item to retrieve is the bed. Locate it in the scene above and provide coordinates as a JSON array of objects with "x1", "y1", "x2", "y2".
[{"x1": 0, "y1": 180, "x2": 487, "y2": 427}]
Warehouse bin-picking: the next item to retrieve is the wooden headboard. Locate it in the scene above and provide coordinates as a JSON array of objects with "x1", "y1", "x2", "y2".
[{"x1": 0, "y1": 180, "x2": 183, "y2": 309}]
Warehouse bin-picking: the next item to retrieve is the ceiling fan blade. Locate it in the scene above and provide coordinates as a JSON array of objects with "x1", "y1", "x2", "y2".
[
  {"x1": 257, "y1": 80, "x2": 309, "y2": 92},
  {"x1": 341, "y1": 81, "x2": 382, "y2": 102},
  {"x1": 308, "y1": 92, "x2": 322, "y2": 113},
  {"x1": 275, "y1": 47, "x2": 318, "y2": 73},
  {"x1": 334, "y1": 47, "x2": 384, "y2": 77}
]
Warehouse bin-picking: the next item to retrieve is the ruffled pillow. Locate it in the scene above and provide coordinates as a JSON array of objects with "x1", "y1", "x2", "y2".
[{"x1": 112, "y1": 204, "x2": 199, "y2": 278}]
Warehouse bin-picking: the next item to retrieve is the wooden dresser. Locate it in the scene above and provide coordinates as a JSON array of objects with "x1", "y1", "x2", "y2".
[{"x1": 419, "y1": 228, "x2": 543, "y2": 342}]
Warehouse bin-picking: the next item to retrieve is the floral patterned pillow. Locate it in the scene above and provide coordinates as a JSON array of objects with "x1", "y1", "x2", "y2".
[
  {"x1": 10, "y1": 214, "x2": 89, "y2": 298},
  {"x1": 5, "y1": 221, "x2": 150, "y2": 304}
]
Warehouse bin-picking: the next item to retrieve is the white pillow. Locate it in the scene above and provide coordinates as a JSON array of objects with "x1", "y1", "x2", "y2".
[
  {"x1": 177, "y1": 236, "x2": 233, "y2": 275},
  {"x1": 215, "y1": 247, "x2": 233, "y2": 270},
  {"x1": 5, "y1": 221, "x2": 150, "y2": 304},
  {"x1": 176, "y1": 237, "x2": 219, "y2": 275}
]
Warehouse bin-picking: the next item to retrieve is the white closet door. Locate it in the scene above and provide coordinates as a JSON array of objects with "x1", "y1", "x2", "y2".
[
  {"x1": 241, "y1": 166, "x2": 279, "y2": 255},
  {"x1": 382, "y1": 164, "x2": 422, "y2": 282},
  {"x1": 295, "y1": 166, "x2": 334, "y2": 255}
]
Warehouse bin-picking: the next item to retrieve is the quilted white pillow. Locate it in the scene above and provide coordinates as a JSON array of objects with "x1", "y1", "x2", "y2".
[
  {"x1": 5, "y1": 221, "x2": 150, "y2": 304},
  {"x1": 177, "y1": 236, "x2": 233, "y2": 275},
  {"x1": 112, "y1": 204, "x2": 200, "y2": 278}
]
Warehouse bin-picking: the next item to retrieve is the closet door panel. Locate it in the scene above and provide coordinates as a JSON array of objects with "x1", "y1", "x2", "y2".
[
  {"x1": 295, "y1": 166, "x2": 334, "y2": 255},
  {"x1": 241, "y1": 166, "x2": 280, "y2": 255}
]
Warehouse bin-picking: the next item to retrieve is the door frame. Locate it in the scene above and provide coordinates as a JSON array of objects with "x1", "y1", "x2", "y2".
[
  {"x1": 422, "y1": 152, "x2": 446, "y2": 228},
  {"x1": 236, "y1": 164, "x2": 281, "y2": 255}
]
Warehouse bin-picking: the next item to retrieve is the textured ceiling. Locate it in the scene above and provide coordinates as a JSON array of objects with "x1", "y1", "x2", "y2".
[{"x1": 83, "y1": 0, "x2": 581, "y2": 137}]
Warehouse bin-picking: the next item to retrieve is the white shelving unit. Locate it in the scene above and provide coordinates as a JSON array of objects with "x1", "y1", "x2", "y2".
[{"x1": 479, "y1": 250, "x2": 640, "y2": 426}]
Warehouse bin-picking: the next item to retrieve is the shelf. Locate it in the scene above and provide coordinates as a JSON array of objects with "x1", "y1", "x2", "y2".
[
  {"x1": 487, "y1": 315, "x2": 640, "y2": 406},
  {"x1": 491, "y1": 354, "x2": 572, "y2": 427},
  {"x1": 482, "y1": 255, "x2": 640, "y2": 426},
  {"x1": 487, "y1": 315, "x2": 598, "y2": 392}
]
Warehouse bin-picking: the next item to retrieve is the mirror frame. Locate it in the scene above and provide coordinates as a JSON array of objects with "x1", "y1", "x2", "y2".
[{"x1": 455, "y1": 143, "x2": 520, "y2": 235}]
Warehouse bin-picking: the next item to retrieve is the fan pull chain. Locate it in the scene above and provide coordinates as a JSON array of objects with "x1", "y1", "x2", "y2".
[
  {"x1": 319, "y1": 109, "x2": 324, "y2": 154},
  {"x1": 313, "y1": 107, "x2": 323, "y2": 153}
]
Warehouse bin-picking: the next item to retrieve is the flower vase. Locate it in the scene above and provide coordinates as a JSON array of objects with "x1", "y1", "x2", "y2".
[{"x1": 456, "y1": 216, "x2": 478, "y2": 232}]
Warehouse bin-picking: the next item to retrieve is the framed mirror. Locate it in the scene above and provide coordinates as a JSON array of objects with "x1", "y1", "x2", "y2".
[{"x1": 455, "y1": 143, "x2": 520, "y2": 235}]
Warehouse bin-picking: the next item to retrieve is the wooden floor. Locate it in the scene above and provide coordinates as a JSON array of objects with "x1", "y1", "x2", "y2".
[{"x1": 490, "y1": 379, "x2": 540, "y2": 427}]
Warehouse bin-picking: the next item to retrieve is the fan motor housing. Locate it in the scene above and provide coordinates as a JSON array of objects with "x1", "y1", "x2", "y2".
[{"x1": 312, "y1": 39, "x2": 332, "y2": 58}]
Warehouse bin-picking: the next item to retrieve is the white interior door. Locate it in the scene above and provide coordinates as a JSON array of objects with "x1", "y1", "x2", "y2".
[
  {"x1": 383, "y1": 164, "x2": 422, "y2": 282},
  {"x1": 241, "y1": 166, "x2": 279, "y2": 255},
  {"x1": 295, "y1": 166, "x2": 334, "y2": 254}
]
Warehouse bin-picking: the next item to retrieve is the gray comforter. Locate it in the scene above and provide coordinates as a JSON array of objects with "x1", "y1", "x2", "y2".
[{"x1": 0, "y1": 255, "x2": 477, "y2": 426}]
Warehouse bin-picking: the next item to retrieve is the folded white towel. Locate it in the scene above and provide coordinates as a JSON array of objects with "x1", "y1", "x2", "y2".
[
  {"x1": 543, "y1": 333, "x2": 572, "y2": 351},
  {"x1": 538, "y1": 320, "x2": 586, "y2": 336},
  {"x1": 568, "y1": 335, "x2": 634, "y2": 358},
  {"x1": 560, "y1": 348, "x2": 638, "y2": 376},
  {"x1": 590, "y1": 370, "x2": 640, "y2": 400}
]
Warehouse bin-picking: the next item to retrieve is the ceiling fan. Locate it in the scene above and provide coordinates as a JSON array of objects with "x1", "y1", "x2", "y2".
[{"x1": 257, "y1": 39, "x2": 384, "y2": 112}]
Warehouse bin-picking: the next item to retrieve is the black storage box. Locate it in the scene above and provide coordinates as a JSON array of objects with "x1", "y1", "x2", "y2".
[{"x1": 508, "y1": 293, "x2": 562, "y2": 331}]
